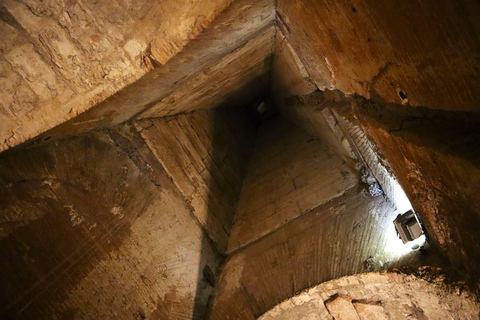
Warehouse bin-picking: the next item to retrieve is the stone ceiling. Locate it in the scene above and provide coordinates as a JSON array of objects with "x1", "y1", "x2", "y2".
[{"x1": 0, "y1": 0, "x2": 275, "y2": 153}]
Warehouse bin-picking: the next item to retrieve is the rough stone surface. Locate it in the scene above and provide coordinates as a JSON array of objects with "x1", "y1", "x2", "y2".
[
  {"x1": 138, "y1": 26, "x2": 274, "y2": 119},
  {"x1": 270, "y1": 29, "x2": 316, "y2": 99},
  {"x1": 271, "y1": 24, "x2": 480, "y2": 292},
  {"x1": 270, "y1": 29, "x2": 354, "y2": 165},
  {"x1": 1, "y1": 1, "x2": 480, "y2": 319},
  {"x1": 137, "y1": 107, "x2": 257, "y2": 252},
  {"x1": 277, "y1": 0, "x2": 480, "y2": 112},
  {"x1": 354, "y1": 302, "x2": 389, "y2": 320},
  {"x1": 0, "y1": 0, "x2": 235, "y2": 151},
  {"x1": 276, "y1": 90, "x2": 413, "y2": 213},
  {"x1": 355, "y1": 100, "x2": 480, "y2": 283},
  {"x1": 209, "y1": 117, "x2": 442, "y2": 320},
  {"x1": 259, "y1": 273, "x2": 480, "y2": 320},
  {"x1": 227, "y1": 117, "x2": 357, "y2": 253},
  {"x1": 326, "y1": 296, "x2": 360, "y2": 320},
  {"x1": 0, "y1": 108, "x2": 255, "y2": 319},
  {"x1": 0, "y1": 0, "x2": 275, "y2": 152}
]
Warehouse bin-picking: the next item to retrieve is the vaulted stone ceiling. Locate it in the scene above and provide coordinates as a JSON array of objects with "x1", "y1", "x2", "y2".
[
  {"x1": 0, "y1": 0, "x2": 276, "y2": 152},
  {"x1": 1, "y1": 0, "x2": 480, "y2": 319},
  {"x1": 2, "y1": 0, "x2": 480, "y2": 150}
]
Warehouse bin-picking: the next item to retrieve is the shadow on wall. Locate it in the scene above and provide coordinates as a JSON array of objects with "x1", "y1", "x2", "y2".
[
  {"x1": 129, "y1": 105, "x2": 258, "y2": 319},
  {"x1": 191, "y1": 110, "x2": 223, "y2": 318},
  {"x1": 0, "y1": 134, "x2": 158, "y2": 318},
  {"x1": 193, "y1": 107, "x2": 259, "y2": 319},
  {"x1": 0, "y1": 106, "x2": 256, "y2": 319}
]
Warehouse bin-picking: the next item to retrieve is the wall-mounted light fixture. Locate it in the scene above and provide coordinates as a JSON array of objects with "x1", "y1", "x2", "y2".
[{"x1": 394, "y1": 210, "x2": 424, "y2": 244}]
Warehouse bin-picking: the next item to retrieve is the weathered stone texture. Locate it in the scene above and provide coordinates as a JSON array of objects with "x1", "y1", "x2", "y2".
[
  {"x1": 210, "y1": 117, "x2": 440, "y2": 320},
  {"x1": 276, "y1": 90, "x2": 413, "y2": 214},
  {"x1": 148, "y1": 0, "x2": 234, "y2": 64},
  {"x1": 270, "y1": 30, "x2": 355, "y2": 166},
  {"x1": 270, "y1": 2, "x2": 480, "y2": 292},
  {"x1": 353, "y1": 302, "x2": 389, "y2": 320},
  {"x1": 277, "y1": 0, "x2": 480, "y2": 111},
  {"x1": 22, "y1": 0, "x2": 275, "y2": 150},
  {"x1": 0, "y1": 127, "x2": 228, "y2": 319},
  {"x1": 326, "y1": 296, "x2": 361, "y2": 320},
  {"x1": 137, "y1": 107, "x2": 257, "y2": 252},
  {"x1": 1, "y1": 0, "x2": 480, "y2": 319},
  {"x1": 260, "y1": 273, "x2": 480, "y2": 320},
  {"x1": 356, "y1": 101, "x2": 480, "y2": 280},
  {"x1": 227, "y1": 117, "x2": 357, "y2": 253},
  {"x1": 269, "y1": 29, "x2": 316, "y2": 99},
  {"x1": 0, "y1": 0, "x2": 237, "y2": 152},
  {"x1": 138, "y1": 26, "x2": 274, "y2": 119}
]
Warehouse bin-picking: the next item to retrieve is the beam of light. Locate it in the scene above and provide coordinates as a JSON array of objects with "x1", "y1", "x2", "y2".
[{"x1": 385, "y1": 225, "x2": 426, "y2": 258}]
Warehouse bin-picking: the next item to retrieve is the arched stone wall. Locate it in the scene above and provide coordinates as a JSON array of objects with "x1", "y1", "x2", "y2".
[{"x1": 260, "y1": 272, "x2": 479, "y2": 320}]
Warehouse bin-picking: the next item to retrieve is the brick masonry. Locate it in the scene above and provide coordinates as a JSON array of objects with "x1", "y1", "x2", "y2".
[{"x1": 260, "y1": 272, "x2": 480, "y2": 320}]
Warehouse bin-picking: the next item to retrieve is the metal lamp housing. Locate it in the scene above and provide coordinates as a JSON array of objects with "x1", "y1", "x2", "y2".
[{"x1": 394, "y1": 210, "x2": 424, "y2": 244}]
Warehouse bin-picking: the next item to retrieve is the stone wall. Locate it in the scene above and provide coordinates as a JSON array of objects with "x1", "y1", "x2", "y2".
[
  {"x1": 0, "y1": 0, "x2": 237, "y2": 152},
  {"x1": 137, "y1": 107, "x2": 257, "y2": 252},
  {"x1": 227, "y1": 117, "x2": 357, "y2": 253},
  {"x1": 0, "y1": 106, "x2": 255, "y2": 319},
  {"x1": 276, "y1": 0, "x2": 480, "y2": 111},
  {"x1": 209, "y1": 117, "x2": 442, "y2": 319},
  {"x1": 356, "y1": 100, "x2": 480, "y2": 282},
  {"x1": 0, "y1": 0, "x2": 276, "y2": 153},
  {"x1": 260, "y1": 272, "x2": 480, "y2": 320},
  {"x1": 271, "y1": 11, "x2": 480, "y2": 289}
]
